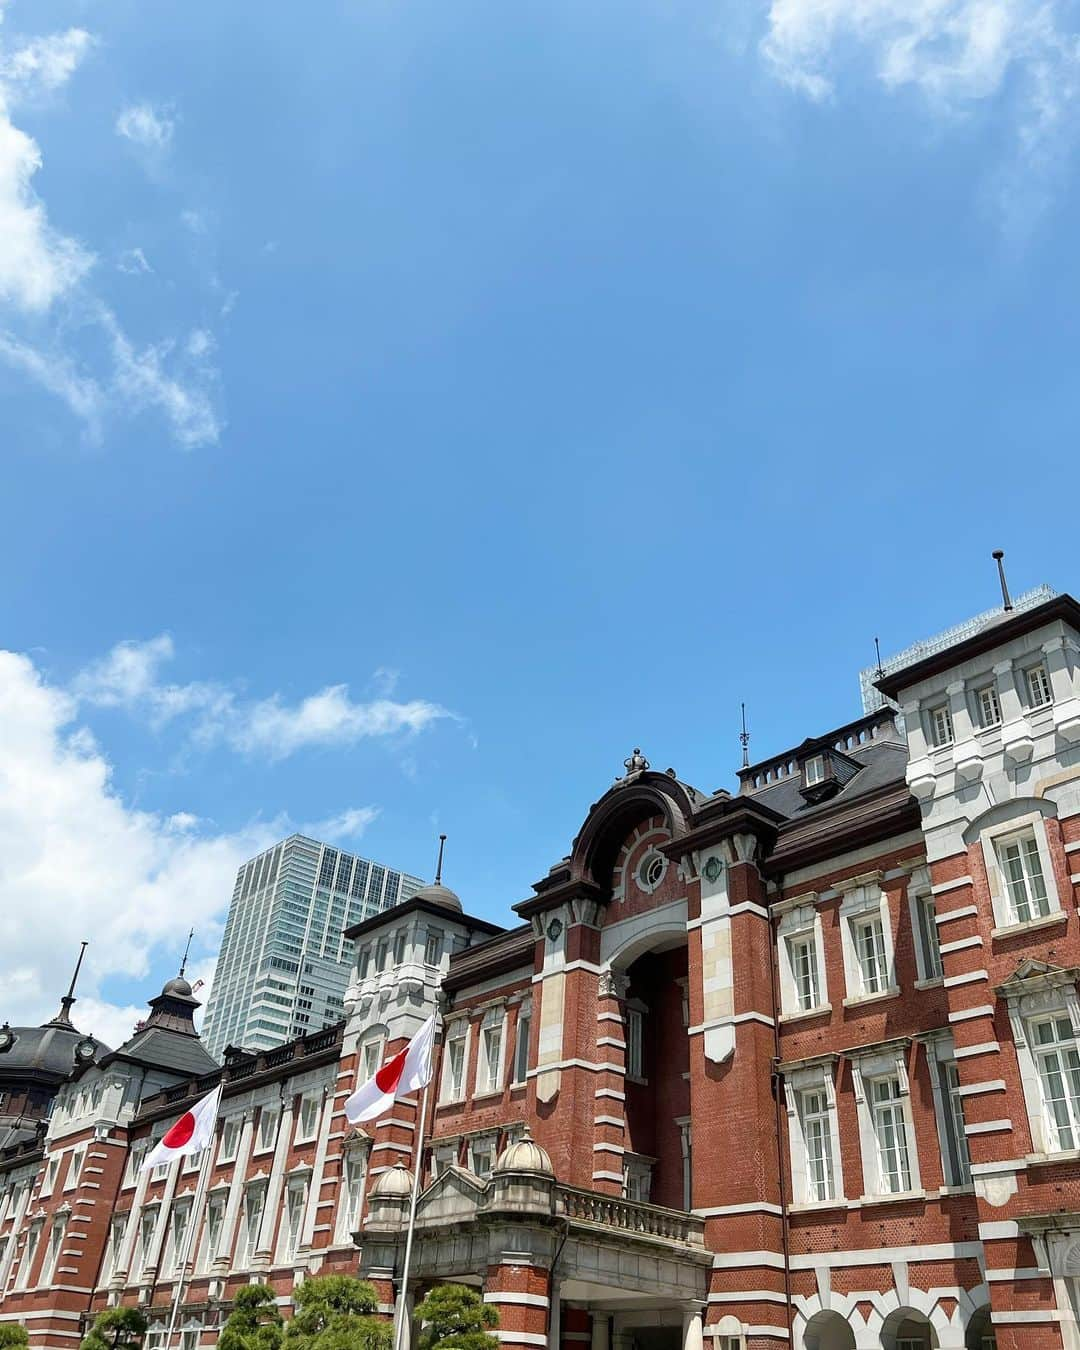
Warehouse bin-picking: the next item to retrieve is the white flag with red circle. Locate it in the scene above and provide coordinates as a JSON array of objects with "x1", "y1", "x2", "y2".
[
  {"x1": 140, "y1": 1083, "x2": 222, "y2": 1172},
  {"x1": 345, "y1": 1013, "x2": 437, "y2": 1124}
]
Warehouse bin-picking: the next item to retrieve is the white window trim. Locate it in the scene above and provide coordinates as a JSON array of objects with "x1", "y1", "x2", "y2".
[
  {"x1": 839, "y1": 880, "x2": 898, "y2": 1005},
  {"x1": 924, "y1": 1036, "x2": 971, "y2": 1188},
  {"x1": 254, "y1": 1106, "x2": 279, "y2": 1156},
  {"x1": 468, "y1": 1132, "x2": 498, "y2": 1178},
  {"x1": 783, "y1": 1060, "x2": 844, "y2": 1207},
  {"x1": 335, "y1": 1143, "x2": 369, "y2": 1244},
  {"x1": 511, "y1": 1000, "x2": 532, "y2": 1085},
  {"x1": 777, "y1": 900, "x2": 829, "y2": 1017},
  {"x1": 294, "y1": 1093, "x2": 321, "y2": 1145},
  {"x1": 979, "y1": 810, "x2": 1061, "y2": 933},
  {"x1": 907, "y1": 867, "x2": 942, "y2": 984},
  {"x1": 217, "y1": 1116, "x2": 242, "y2": 1165},
  {"x1": 275, "y1": 1177, "x2": 308, "y2": 1263},
  {"x1": 1003, "y1": 973, "x2": 1080, "y2": 1158},
  {"x1": 441, "y1": 1021, "x2": 470, "y2": 1103},
  {"x1": 850, "y1": 1043, "x2": 921, "y2": 1199},
  {"x1": 476, "y1": 1006, "x2": 507, "y2": 1096},
  {"x1": 803, "y1": 754, "x2": 825, "y2": 787}
]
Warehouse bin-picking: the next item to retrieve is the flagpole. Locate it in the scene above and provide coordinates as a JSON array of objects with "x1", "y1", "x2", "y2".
[
  {"x1": 164, "y1": 1141, "x2": 213, "y2": 1350},
  {"x1": 392, "y1": 1076, "x2": 431, "y2": 1350}
]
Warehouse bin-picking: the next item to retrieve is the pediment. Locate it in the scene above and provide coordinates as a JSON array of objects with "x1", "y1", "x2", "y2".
[
  {"x1": 415, "y1": 1165, "x2": 486, "y2": 1227},
  {"x1": 997, "y1": 958, "x2": 1080, "y2": 1000}
]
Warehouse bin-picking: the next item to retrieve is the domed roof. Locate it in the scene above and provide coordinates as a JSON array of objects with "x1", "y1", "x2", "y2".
[
  {"x1": 161, "y1": 976, "x2": 193, "y2": 998},
  {"x1": 493, "y1": 1127, "x2": 553, "y2": 1177},
  {"x1": 370, "y1": 1162, "x2": 414, "y2": 1197},
  {"x1": 0, "y1": 1022, "x2": 107, "y2": 1080},
  {"x1": 412, "y1": 882, "x2": 462, "y2": 913}
]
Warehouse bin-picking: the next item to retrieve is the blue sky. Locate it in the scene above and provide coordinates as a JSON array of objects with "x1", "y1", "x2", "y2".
[{"x1": 2, "y1": 0, "x2": 1080, "y2": 1047}]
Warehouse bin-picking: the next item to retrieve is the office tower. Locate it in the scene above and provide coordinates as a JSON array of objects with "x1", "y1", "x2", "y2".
[{"x1": 201, "y1": 834, "x2": 423, "y2": 1058}]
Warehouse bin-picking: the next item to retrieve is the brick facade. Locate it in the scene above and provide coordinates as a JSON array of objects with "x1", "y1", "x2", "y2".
[{"x1": 5, "y1": 592, "x2": 1080, "y2": 1350}]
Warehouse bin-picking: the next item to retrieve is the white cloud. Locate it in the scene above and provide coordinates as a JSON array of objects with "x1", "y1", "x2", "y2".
[
  {"x1": 116, "y1": 246, "x2": 152, "y2": 275},
  {"x1": 73, "y1": 635, "x2": 454, "y2": 759},
  {"x1": 303, "y1": 805, "x2": 381, "y2": 843},
  {"x1": 759, "y1": 0, "x2": 1080, "y2": 227},
  {"x1": 0, "y1": 18, "x2": 223, "y2": 446},
  {"x1": 0, "y1": 647, "x2": 274, "y2": 1039},
  {"x1": 115, "y1": 101, "x2": 175, "y2": 152}
]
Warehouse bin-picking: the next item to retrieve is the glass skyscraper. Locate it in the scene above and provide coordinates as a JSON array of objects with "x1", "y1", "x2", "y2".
[{"x1": 201, "y1": 834, "x2": 423, "y2": 1059}]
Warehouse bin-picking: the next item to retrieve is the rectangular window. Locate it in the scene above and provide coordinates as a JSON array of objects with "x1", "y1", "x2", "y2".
[
  {"x1": 424, "y1": 931, "x2": 443, "y2": 965},
  {"x1": 238, "y1": 1186, "x2": 265, "y2": 1266},
  {"x1": 40, "y1": 1156, "x2": 59, "y2": 1197},
  {"x1": 929, "y1": 704, "x2": 954, "y2": 748},
  {"x1": 103, "y1": 1216, "x2": 127, "y2": 1281},
  {"x1": 939, "y1": 1061, "x2": 971, "y2": 1187},
  {"x1": 469, "y1": 1137, "x2": 495, "y2": 1178},
  {"x1": 804, "y1": 754, "x2": 825, "y2": 786},
  {"x1": 996, "y1": 832, "x2": 1050, "y2": 923},
  {"x1": 914, "y1": 893, "x2": 942, "y2": 980},
  {"x1": 800, "y1": 1089, "x2": 834, "y2": 1203},
  {"x1": 392, "y1": 930, "x2": 407, "y2": 964},
  {"x1": 218, "y1": 1117, "x2": 241, "y2": 1164},
  {"x1": 976, "y1": 683, "x2": 1002, "y2": 728},
  {"x1": 277, "y1": 1181, "x2": 307, "y2": 1263},
  {"x1": 65, "y1": 1147, "x2": 85, "y2": 1189},
  {"x1": 338, "y1": 1150, "x2": 367, "y2": 1240},
  {"x1": 622, "y1": 1161, "x2": 652, "y2": 1203},
  {"x1": 1026, "y1": 663, "x2": 1053, "y2": 709},
  {"x1": 357, "y1": 947, "x2": 371, "y2": 979},
  {"x1": 626, "y1": 1008, "x2": 644, "y2": 1079},
  {"x1": 477, "y1": 1017, "x2": 504, "y2": 1094},
  {"x1": 374, "y1": 939, "x2": 388, "y2": 971},
  {"x1": 513, "y1": 1009, "x2": 531, "y2": 1085},
  {"x1": 1033, "y1": 1016, "x2": 1080, "y2": 1152},
  {"x1": 132, "y1": 1208, "x2": 158, "y2": 1277},
  {"x1": 788, "y1": 935, "x2": 821, "y2": 1011},
  {"x1": 197, "y1": 1195, "x2": 225, "y2": 1273},
  {"x1": 296, "y1": 1095, "x2": 321, "y2": 1143},
  {"x1": 43, "y1": 1215, "x2": 66, "y2": 1280},
  {"x1": 361, "y1": 1037, "x2": 384, "y2": 1082},
  {"x1": 853, "y1": 914, "x2": 888, "y2": 995},
  {"x1": 163, "y1": 1202, "x2": 191, "y2": 1276},
  {"x1": 443, "y1": 1026, "x2": 467, "y2": 1100},
  {"x1": 256, "y1": 1107, "x2": 279, "y2": 1152},
  {"x1": 16, "y1": 1223, "x2": 41, "y2": 1289},
  {"x1": 871, "y1": 1077, "x2": 912, "y2": 1194}
]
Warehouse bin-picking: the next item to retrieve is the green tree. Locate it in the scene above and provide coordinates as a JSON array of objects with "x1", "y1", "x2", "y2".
[
  {"x1": 0, "y1": 1326, "x2": 30, "y2": 1349},
  {"x1": 414, "y1": 1285, "x2": 498, "y2": 1350},
  {"x1": 284, "y1": 1274, "x2": 390, "y2": 1350},
  {"x1": 79, "y1": 1307, "x2": 147, "y2": 1350},
  {"x1": 219, "y1": 1284, "x2": 284, "y2": 1350}
]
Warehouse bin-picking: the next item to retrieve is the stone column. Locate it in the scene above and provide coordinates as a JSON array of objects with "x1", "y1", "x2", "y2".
[
  {"x1": 680, "y1": 1306, "x2": 703, "y2": 1350},
  {"x1": 212, "y1": 1112, "x2": 254, "y2": 1270},
  {"x1": 253, "y1": 1095, "x2": 295, "y2": 1266},
  {"x1": 590, "y1": 1313, "x2": 610, "y2": 1350}
]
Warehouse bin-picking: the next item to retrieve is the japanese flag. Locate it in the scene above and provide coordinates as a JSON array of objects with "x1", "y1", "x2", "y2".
[
  {"x1": 345, "y1": 1013, "x2": 437, "y2": 1124},
  {"x1": 141, "y1": 1084, "x2": 222, "y2": 1172}
]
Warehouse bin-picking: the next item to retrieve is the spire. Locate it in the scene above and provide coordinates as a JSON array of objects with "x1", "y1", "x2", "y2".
[
  {"x1": 434, "y1": 834, "x2": 447, "y2": 885},
  {"x1": 740, "y1": 704, "x2": 751, "y2": 769},
  {"x1": 992, "y1": 549, "x2": 1014, "y2": 612},
  {"x1": 179, "y1": 927, "x2": 194, "y2": 979},
  {"x1": 48, "y1": 941, "x2": 88, "y2": 1028}
]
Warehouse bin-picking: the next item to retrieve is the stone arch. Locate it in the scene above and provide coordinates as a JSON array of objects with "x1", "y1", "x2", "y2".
[
  {"x1": 567, "y1": 773, "x2": 696, "y2": 894},
  {"x1": 963, "y1": 1305, "x2": 995, "y2": 1350},
  {"x1": 803, "y1": 1310, "x2": 856, "y2": 1350},
  {"x1": 878, "y1": 1306, "x2": 938, "y2": 1350},
  {"x1": 961, "y1": 794, "x2": 1057, "y2": 846}
]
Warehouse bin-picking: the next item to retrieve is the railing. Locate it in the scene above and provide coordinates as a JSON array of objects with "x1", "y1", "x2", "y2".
[{"x1": 555, "y1": 1185, "x2": 705, "y2": 1247}]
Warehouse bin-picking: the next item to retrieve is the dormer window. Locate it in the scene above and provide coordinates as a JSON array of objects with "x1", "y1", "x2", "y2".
[
  {"x1": 804, "y1": 755, "x2": 825, "y2": 787},
  {"x1": 1025, "y1": 662, "x2": 1053, "y2": 709},
  {"x1": 929, "y1": 704, "x2": 954, "y2": 748}
]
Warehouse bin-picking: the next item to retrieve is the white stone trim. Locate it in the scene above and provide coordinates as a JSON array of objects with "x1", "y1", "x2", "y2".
[
  {"x1": 707, "y1": 1292, "x2": 787, "y2": 1305},
  {"x1": 944, "y1": 969, "x2": 988, "y2": 988},
  {"x1": 939, "y1": 936, "x2": 983, "y2": 955},
  {"x1": 979, "y1": 1221, "x2": 1019, "y2": 1239},
  {"x1": 788, "y1": 1240, "x2": 981, "y2": 1268},
  {"x1": 964, "y1": 1119, "x2": 1012, "y2": 1135},
  {"x1": 694, "y1": 1202, "x2": 783, "y2": 1217},
  {"x1": 484, "y1": 1293, "x2": 550, "y2": 1308},
  {"x1": 931, "y1": 876, "x2": 974, "y2": 896},
  {"x1": 958, "y1": 1079, "x2": 1007, "y2": 1097},
  {"x1": 936, "y1": 905, "x2": 979, "y2": 925},
  {"x1": 948, "y1": 1005, "x2": 994, "y2": 1023},
  {"x1": 954, "y1": 1042, "x2": 999, "y2": 1059},
  {"x1": 711, "y1": 1250, "x2": 786, "y2": 1270}
]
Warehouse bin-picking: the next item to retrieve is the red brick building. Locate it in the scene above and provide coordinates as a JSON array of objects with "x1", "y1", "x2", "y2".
[{"x1": 4, "y1": 590, "x2": 1080, "y2": 1350}]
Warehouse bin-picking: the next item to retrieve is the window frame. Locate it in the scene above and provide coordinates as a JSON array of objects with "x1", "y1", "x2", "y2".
[
  {"x1": 907, "y1": 867, "x2": 942, "y2": 984},
  {"x1": 512, "y1": 1002, "x2": 532, "y2": 1086},
  {"x1": 975, "y1": 682, "x2": 1002, "y2": 729},
  {"x1": 783, "y1": 1061, "x2": 844, "y2": 1207},
  {"x1": 441, "y1": 1021, "x2": 469, "y2": 1102},
  {"x1": 476, "y1": 1008, "x2": 506, "y2": 1096},
  {"x1": 803, "y1": 753, "x2": 825, "y2": 787},
  {"x1": 839, "y1": 879, "x2": 897, "y2": 1005},
  {"x1": 294, "y1": 1093, "x2": 322, "y2": 1145},
  {"x1": 979, "y1": 811, "x2": 1061, "y2": 932},
  {"x1": 1025, "y1": 662, "x2": 1054, "y2": 710},
  {"x1": 928, "y1": 702, "x2": 954, "y2": 748},
  {"x1": 625, "y1": 1006, "x2": 645, "y2": 1081},
  {"x1": 851, "y1": 1045, "x2": 921, "y2": 1199}
]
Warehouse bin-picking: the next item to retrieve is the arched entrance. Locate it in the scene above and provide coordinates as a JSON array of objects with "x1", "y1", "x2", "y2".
[
  {"x1": 880, "y1": 1308, "x2": 938, "y2": 1350},
  {"x1": 803, "y1": 1310, "x2": 855, "y2": 1350},
  {"x1": 964, "y1": 1307, "x2": 995, "y2": 1350}
]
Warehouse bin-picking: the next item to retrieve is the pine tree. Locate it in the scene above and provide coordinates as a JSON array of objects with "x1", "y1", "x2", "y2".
[
  {"x1": 219, "y1": 1283, "x2": 285, "y2": 1350},
  {"x1": 284, "y1": 1274, "x2": 390, "y2": 1350},
  {"x1": 0, "y1": 1326, "x2": 30, "y2": 1349},
  {"x1": 79, "y1": 1307, "x2": 148, "y2": 1350},
  {"x1": 414, "y1": 1285, "x2": 498, "y2": 1350}
]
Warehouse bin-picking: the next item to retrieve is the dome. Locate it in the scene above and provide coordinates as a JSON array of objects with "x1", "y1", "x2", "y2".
[
  {"x1": 161, "y1": 976, "x2": 194, "y2": 998},
  {"x1": 493, "y1": 1127, "x2": 553, "y2": 1177},
  {"x1": 412, "y1": 882, "x2": 463, "y2": 913},
  {"x1": 370, "y1": 1162, "x2": 414, "y2": 1197},
  {"x1": 0, "y1": 1022, "x2": 108, "y2": 1079}
]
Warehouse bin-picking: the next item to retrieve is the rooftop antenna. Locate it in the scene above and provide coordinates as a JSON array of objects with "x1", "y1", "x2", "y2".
[
  {"x1": 992, "y1": 550, "x2": 1013, "y2": 612},
  {"x1": 179, "y1": 927, "x2": 195, "y2": 979},
  {"x1": 874, "y1": 636, "x2": 884, "y2": 680},
  {"x1": 740, "y1": 702, "x2": 751, "y2": 769},
  {"x1": 52, "y1": 941, "x2": 88, "y2": 1026},
  {"x1": 434, "y1": 834, "x2": 447, "y2": 885}
]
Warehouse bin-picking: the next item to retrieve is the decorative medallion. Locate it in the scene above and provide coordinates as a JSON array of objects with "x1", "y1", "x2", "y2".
[
  {"x1": 703, "y1": 855, "x2": 724, "y2": 883},
  {"x1": 546, "y1": 918, "x2": 563, "y2": 943}
]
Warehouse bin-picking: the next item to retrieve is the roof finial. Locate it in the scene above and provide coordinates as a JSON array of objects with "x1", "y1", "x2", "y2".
[
  {"x1": 874, "y1": 636, "x2": 884, "y2": 680},
  {"x1": 52, "y1": 941, "x2": 88, "y2": 1027},
  {"x1": 179, "y1": 927, "x2": 194, "y2": 979},
  {"x1": 740, "y1": 703, "x2": 750, "y2": 769},
  {"x1": 434, "y1": 834, "x2": 447, "y2": 886},
  {"x1": 992, "y1": 550, "x2": 1013, "y2": 612}
]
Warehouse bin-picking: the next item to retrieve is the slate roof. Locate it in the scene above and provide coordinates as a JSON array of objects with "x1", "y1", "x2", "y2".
[
  {"x1": 101, "y1": 1024, "x2": 220, "y2": 1077},
  {"x1": 741, "y1": 736, "x2": 909, "y2": 824}
]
